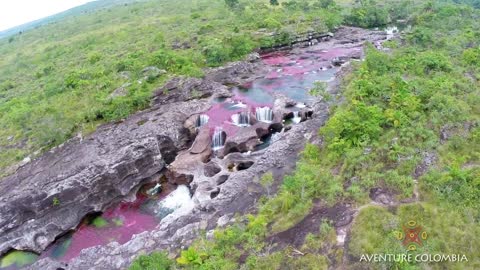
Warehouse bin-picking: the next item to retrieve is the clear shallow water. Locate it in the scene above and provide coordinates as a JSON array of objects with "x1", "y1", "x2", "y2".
[{"x1": 0, "y1": 43, "x2": 363, "y2": 270}]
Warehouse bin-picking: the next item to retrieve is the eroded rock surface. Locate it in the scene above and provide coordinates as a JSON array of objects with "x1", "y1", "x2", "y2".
[
  {"x1": 151, "y1": 77, "x2": 230, "y2": 106},
  {"x1": 0, "y1": 99, "x2": 211, "y2": 255}
]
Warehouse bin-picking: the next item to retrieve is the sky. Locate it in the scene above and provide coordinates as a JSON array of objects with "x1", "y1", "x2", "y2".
[{"x1": 0, "y1": 0, "x2": 94, "y2": 31}]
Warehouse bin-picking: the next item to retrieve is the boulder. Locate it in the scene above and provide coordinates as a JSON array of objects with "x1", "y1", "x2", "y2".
[
  {"x1": 165, "y1": 169, "x2": 194, "y2": 186},
  {"x1": 118, "y1": 71, "x2": 131, "y2": 80},
  {"x1": 204, "y1": 162, "x2": 221, "y2": 177},
  {"x1": 332, "y1": 57, "x2": 348, "y2": 66},
  {"x1": 205, "y1": 61, "x2": 261, "y2": 85},
  {"x1": 189, "y1": 127, "x2": 212, "y2": 155},
  {"x1": 245, "y1": 52, "x2": 260, "y2": 63},
  {"x1": 221, "y1": 122, "x2": 271, "y2": 156},
  {"x1": 273, "y1": 95, "x2": 297, "y2": 123},
  {"x1": 152, "y1": 77, "x2": 228, "y2": 106},
  {"x1": 108, "y1": 86, "x2": 128, "y2": 99},
  {"x1": 142, "y1": 66, "x2": 167, "y2": 80},
  {"x1": 184, "y1": 114, "x2": 199, "y2": 134},
  {"x1": 254, "y1": 122, "x2": 272, "y2": 138},
  {"x1": 167, "y1": 127, "x2": 213, "y2": 185}
]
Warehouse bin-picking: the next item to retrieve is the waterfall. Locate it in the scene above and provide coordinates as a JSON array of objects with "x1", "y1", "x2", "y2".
[
  {"x1": 196, "y1": 114, "x2": 209, "y2": 128},
  {"x1": 385, "y1": 26, "x2": 398, "y2": 40},
  {"x1": 231, "y1": 111, "x2": 250, "y2": 127},
  {"x1": 160, "y1": 185, "x2": 193, "y2": 210},
  {"x1": 212, "y1": 127, "x2": 225, "y2": 151},
  {"x1": 154, "y1": 185, "x2": 194, "y2": 220},
  {"x1": 292, "y1": 111, "x2": 302, "y2": 124},
  {"x1": 255, "y1": 107, "x2": 273, "y2": 123}
]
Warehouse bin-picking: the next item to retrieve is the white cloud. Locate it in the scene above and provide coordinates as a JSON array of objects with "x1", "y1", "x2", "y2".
[{"x1": 0, "y1": 0, "x2": 93, "y2": 31}]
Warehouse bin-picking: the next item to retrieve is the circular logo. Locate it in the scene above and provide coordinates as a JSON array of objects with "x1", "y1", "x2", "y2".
[{"x1": 397, "y1": 220, "x2": 428, "y2": 250}]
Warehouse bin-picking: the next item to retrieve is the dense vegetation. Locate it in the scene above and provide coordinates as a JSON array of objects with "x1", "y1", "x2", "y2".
[{"x1": 127, "y1": 1, "x2": 480, "y2": 269}]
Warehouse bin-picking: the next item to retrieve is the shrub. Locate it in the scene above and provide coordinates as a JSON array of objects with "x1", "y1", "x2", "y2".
[
  {"x1": 423, "y1": 167, "x2": 480, "y2": 208},
  {"x1": 190, "y1": 12, "x2": 201, "y2": 20},
  {"x1": 0, "y1": 80, "x2": 15, "y2": 92},
  {"x1": 274, "y1": 28, "x2": 294, "y2": 45},
  {"x1": 309, "y1": 81, "x2": 331, "y2": 101},
  {"x1": 202, "y1": 41, "x2": 230, "y2": 66},
  {"x1": 407, "y1": 27, "x2": 433, "y2": 47},
  {"x1": 426, "y1": 93, "x2": 470, "y2": 125},
  {"x1": 245, "y1": 252, "x2": 283, "y2": 270},
  {"x1": 129, "y1": 252, "x2": 173, "y2": 270},
  {"x1": 416, "y1": 51, "x2": 452, "y2": 74},
  {"x1": 198, "y1": 24, "x2": 214, "y2": 35},
  {"x1": 321, "y1": 102, "x2": 385, "y2": 153},
  {"x1": 225, "y1": 34, "x2": 255, "y2": 59},
  {"x1": 88, "y1": 52, "x2": 102, "y2": 64},
  {"x1": 261, "y1": 17, "x2": 282, "y2": 29},
  {"x1": 150, "y1": 49, "x2": 185, "y2": 72},
  {"x1": 176, "y1": 247, "x2": 207, "y2": 266},
  {"x1": 462, "y1": 47, "x2": 480, "y2": 66}
]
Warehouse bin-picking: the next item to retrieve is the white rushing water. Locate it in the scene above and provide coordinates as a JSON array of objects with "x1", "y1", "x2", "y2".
[
  {"x1": 161, "y1": 185, "x2": 193, "y2": 210},
  {"x1": 231, "y1": 111, "x2": 250, "y2": 127},
  {"x1": 196, "y1": 114, "x2": 209, "y2": 128},
  {"x1": 212, "y1": 127, "x2": 225, "y2": 151},
  {"x1": 295, "y1": 103, "x2": 306, "y2": 108},
  {"x1": 157, "y1": 185, "x2": 194, "y2": 221},
  {"x1": 292, "y1": 111, "x2": 302, "y2": 124},
  {"x1": 385, "y1": 26, "x2": 399, "y2": 40},
  {"x1": 255, "y1": 107, "x2": 273, "y2": 123}
]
